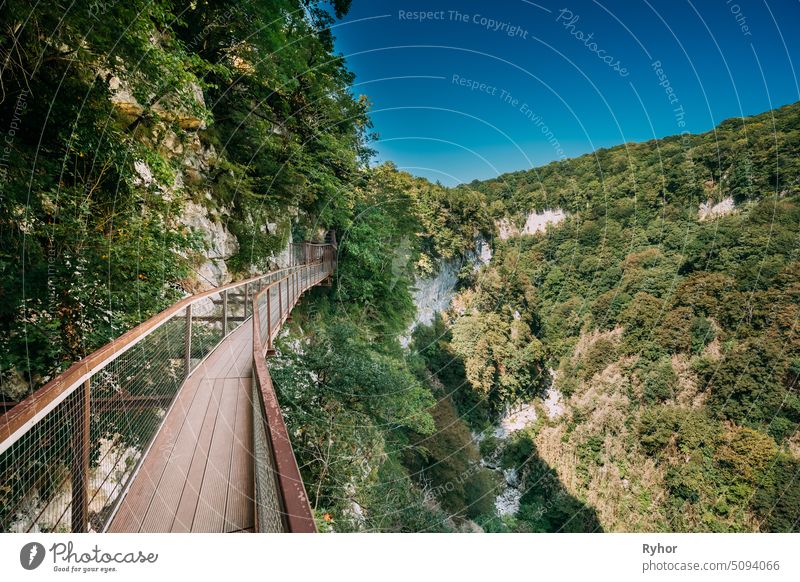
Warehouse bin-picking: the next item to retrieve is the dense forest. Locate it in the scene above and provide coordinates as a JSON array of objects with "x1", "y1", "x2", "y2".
[
  {"x1": 432, "y1": 102, "x2": 800, "y2": 532},
  {"x1": 1, "y1": 1, "x2": 798, "y2": 532}
]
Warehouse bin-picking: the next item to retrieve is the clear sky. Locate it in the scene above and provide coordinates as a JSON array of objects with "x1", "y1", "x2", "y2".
[{"x1": 328, "y1": 0, "x2": 800, "y2": 186}]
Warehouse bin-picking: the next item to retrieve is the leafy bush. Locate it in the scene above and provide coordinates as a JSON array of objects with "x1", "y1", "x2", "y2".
[{"x1": 642, "y1": 358, "x2": 677, "y2": 404}]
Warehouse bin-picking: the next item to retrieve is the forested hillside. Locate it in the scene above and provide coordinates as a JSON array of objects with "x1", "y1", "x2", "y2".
[
  {"x1": 267, "y1": 103, "x2": 800, "y2": 532},
  {"x1": 419, "y1": 102, "x2": 800, "y2": 532}
]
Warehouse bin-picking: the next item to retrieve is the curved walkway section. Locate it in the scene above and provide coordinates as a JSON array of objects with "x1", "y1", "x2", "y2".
[{"x1": 0, "y1": 241, "x2": 335, "y2": 534}]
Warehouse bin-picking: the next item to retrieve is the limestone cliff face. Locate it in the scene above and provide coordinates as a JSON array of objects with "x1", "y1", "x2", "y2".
[
  {"x1": 410, "y1": 257, "x2": 462, "y2": 329},
  {"x1": 698, "y1": 196, "x2": 736, "y2": 221},
  {"x1": 180, "y1": 201, "x2": 239, "y2": 288},
  {"x1": 403, "y1": 238, "x2": 492, "y2": 345},
  {"x1": 496, "y1": 208, "x2": 566, "y2": 239},
  {"x1": 112, "y1": 75, "x2": 289, "y2": 291}
]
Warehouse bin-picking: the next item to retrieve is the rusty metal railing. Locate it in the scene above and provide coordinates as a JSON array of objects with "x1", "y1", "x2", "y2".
[
  {"x1": 0, "y1": 239, "x2": 335, "y2": 533},
  {"x1": 251, "y1": 244, "x2": 335, "y2": 532}
]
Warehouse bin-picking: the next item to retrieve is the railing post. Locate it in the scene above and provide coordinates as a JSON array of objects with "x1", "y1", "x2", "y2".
[
  {"x1": 266, "y1": 285, "x2": 273, "y2": 354},
  {"x1": 278, "y1": 280, "x2": 283, "y2": 325},
  {"x1": 244, "y1": 283, "x2": 250, "y2": 318},
  {"x1": 184, "y1": 304, "x2": 192, "y2": 379},
  {"x1": 70, "y1": 379, "x2": 90, "y2": 533},
  {"x1": 222, "y1": 290, "x2": 228, "y2": 338}
]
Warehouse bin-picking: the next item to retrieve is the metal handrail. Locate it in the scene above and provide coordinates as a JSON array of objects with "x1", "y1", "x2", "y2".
[
  {"x1": 0, "y1": 239, "x2": 335, "y2": 533},
  {"x1": 0, "y1": 265, "x2": 290, "y2": 454},
  {"x1": 251, "y1": 247, "x2": 336, "y2": 532}
]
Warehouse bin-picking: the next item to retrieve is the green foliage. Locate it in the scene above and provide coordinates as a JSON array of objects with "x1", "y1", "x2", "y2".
[
  {"x1": 501, "y1": 432, "x2": 536, "y2": 469},
  {"x1": 751, "y1": 454, "x2": 800, "y2": 532},
  {"x1": 702, "y1": 340, "x2": 799, "y2": 438},
  {"x1": 450, "y1": 312, "x2": 548, "y2": 416},
  {"x1": 690, "y1": 316, "x2": 715, "y2": 354},
  {"x1": 579, "y1": 337, "x2": 619, "y2": 380},
  {"x1": 621, "y1": 292, "x2": 666, "y2": 358},
  {"x1": 638, "y1": 407, "x2": 678, "y2": 455},
  {"x1": 410, "y1": 315, "x2": 489, "y2": 428},
  {"x1": 403, "y1": 394, "x2": 497, "y2": 521},
  {"x1": 271, "y1": 315, "x2": 438, "y2": 526},
  {"x1": 591, "y1": 290, "x2": 631, "y2": 329},
  {"x1": 466, "y1": 102, "x2": 800, "y2": 531},
  {"x1": 641, "y1": 358, "x2": 677, "y2": 404},
  {"x1": 514, "y1": 456, "x2": 603, "y2": 533}
]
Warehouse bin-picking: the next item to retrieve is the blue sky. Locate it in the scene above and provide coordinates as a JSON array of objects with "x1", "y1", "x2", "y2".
[{"x1": 328, "y1": 0, "x2": 800, "y2": 186}]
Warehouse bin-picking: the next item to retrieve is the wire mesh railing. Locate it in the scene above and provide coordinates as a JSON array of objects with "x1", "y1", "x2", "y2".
[
  {"x1": 251, "y1": 246, "x2": 335, "y2": 532},
  {"x1": 0, "y1": 239, "x2": 336, "y2": 533}
]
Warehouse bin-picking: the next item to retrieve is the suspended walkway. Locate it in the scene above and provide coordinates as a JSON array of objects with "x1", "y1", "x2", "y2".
[{"x1": 0, "y1": 239, "x2": 336, "y2": 533}]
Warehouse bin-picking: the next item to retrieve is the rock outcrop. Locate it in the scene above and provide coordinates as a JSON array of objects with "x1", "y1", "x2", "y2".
[
  {"x1": 405, "y1": 237, "x2": 492, "y2": 339},
  {"x1": 698, "y1": 196, "x2": 736, "y2": 221},
  {"x1": 497, "y1": 208, "x2": 566, "y2": 239}
]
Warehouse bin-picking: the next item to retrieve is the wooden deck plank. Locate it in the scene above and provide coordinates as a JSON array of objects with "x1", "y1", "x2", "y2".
[
  {"x1": 229, "y1": 335, "x2": 254, "y2": 379},
  {"x1": 169, "y1": 377, "x2": 225, "y2": 532},
  {"x1": 108, "y1": 324, "x2": 254, "y2": 533},
  {"x1": 137, "y1": 376, "x2": 216, "y2": 532},
  {"x1": 190, "y1": 377, "x2": 239, "y2": 532},
  {"x1": 221, "y1": 326, "x2": 253, "y2": 379},
  {"x1": 106, "y1": 367, "x2": 206, "y2": 533},
  {"x1": 212, "y1": 324, "x2": 252, "y2": 379},
  {"x1": 224, "y1": 377, "x2": 254, "y2": 532}
]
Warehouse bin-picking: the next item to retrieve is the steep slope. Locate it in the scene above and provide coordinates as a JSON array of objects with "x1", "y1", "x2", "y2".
[{"x1": 419, "y1": 101, "x2": 800, "y2": 531}]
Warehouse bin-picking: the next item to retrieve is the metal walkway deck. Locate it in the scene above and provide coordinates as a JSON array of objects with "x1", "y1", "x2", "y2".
[{"x1": 108, "y1": 322, "x2": 255, "y2": 532}]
